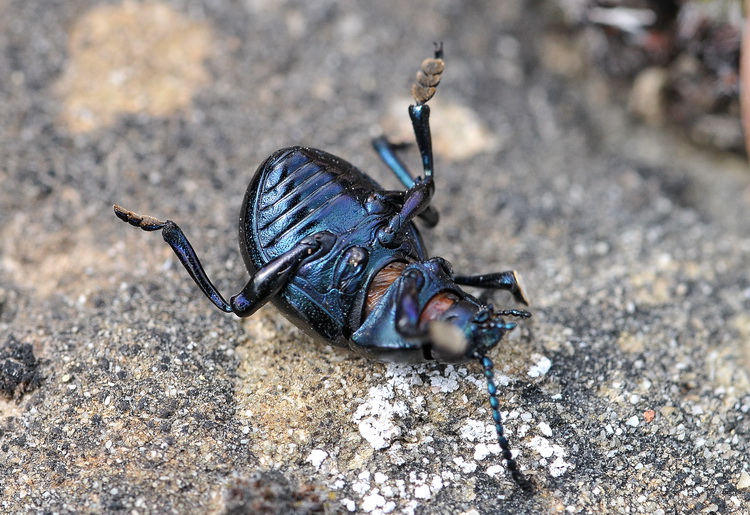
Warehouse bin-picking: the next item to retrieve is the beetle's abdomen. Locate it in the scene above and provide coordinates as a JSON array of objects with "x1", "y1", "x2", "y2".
[
  {"x1": 246, "y1": 147, "x2": 382, "y2": 264},
  {"x1": 239, "y1": 146, "x2": 428, "y2": 347}
]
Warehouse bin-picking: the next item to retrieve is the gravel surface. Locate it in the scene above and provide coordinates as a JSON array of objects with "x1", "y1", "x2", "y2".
[{"x1": 1, "y1": 1, "x2": 749, "y2": 513}]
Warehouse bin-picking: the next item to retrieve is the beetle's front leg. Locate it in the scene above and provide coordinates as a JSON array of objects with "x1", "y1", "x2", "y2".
[
  {"x1": 454, "y1": 270, "x2": 530, "y2": 306},
  {"x1": 392, "y1": 269, "x2": 473, "y2": 361},
  {"x1": 394, "y1": 269, "x2": 427, "y2": 339},
  {"x1": 114, "y1": 205, "x2": 237, "y2": 313},
  {"x1": 114, "y1": 205, "x2": 334, "y2": 317},
  {"x1": 378, "y1": 175, "x2": 434, "y2": 247}
]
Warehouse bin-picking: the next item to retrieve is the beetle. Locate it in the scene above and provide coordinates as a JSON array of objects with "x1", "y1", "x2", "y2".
[{"x1": 114, "y1": 44, "x2": 533, "y2": 490}]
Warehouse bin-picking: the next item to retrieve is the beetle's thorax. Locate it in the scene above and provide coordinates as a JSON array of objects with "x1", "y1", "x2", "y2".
[
  {"x1": 364, "y1": 261, "x2": 484, "y2": 337},
  {"x1": 353, "y1": 258, "x2": 513, "y2": 363}
]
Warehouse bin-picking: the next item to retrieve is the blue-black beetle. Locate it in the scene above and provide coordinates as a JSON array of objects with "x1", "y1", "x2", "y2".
[{"x1": 114, "y1": 45, "x2": 533, "y2": 490}]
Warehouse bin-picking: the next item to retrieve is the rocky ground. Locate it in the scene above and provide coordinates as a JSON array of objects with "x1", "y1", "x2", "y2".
[{"x1": 1, "y1": 1, "x2": 749, "y2": 513}]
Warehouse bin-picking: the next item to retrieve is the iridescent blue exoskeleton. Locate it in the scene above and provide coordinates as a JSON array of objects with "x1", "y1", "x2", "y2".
[{"x1": 114, "y1": 45, "x2": 533, "y2": 490}]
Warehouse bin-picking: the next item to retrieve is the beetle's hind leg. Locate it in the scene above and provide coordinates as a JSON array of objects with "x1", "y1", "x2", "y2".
[
  {"x1": 377, "y1": 45, "x2": 445, "y2": 247},
  {"x1": 114, "y1": 205, "x2": 335, "y2": 318},
  {"x1": 229, "y1": 231, "x2": 335, "y2": 317},
  {"x1": 371, "y1": 136, "x2": 439, "y2": 227}
]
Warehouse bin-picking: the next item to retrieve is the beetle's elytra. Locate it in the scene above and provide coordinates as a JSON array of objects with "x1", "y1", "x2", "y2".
[{"x1": 114, "y1": 44, "x2": 533, "y2": 490}]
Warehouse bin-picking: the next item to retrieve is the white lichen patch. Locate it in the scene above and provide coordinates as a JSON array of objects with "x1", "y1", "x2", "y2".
[
  {"x1": 348, "y1": 362, "x2": 539, "y2": 512},
  {"x1": 527, "y1": 354, "x2": 552, "y2": 378},
  {"x1": 460, "y1": 419, "x2": 490, "y2": 442},
  {"x1": 352, "y1": 364, "x2": 428, "y2": 449},
  {"x1": 452, "y1": 456, "x2": 478, "y2": 474},
  {"x1": 549, "y1": 455, "x2": 574, "y2": 477},
  {"x1": 529, "y1": 435, "x2": 573, "y2": 477},
  {"x1": 414, "y1": 484, "x2": 431, "y2": 499},
  {"x1": 362, "y1": 492, "x2": 391, "y2": 513},
  {"x1": 306, "y1": 448, "x2": 328, "y2": 469},
  {"x1": 474, "y1": 442, "x2": 499, "y2": 461},
  {"x1": 461, "y1": 415, "x2": 529, "y2": 465},
  {"x1": 341, "y1": 469, "x2": 449, "y2": 514},
  {"x1": 485, "y1": 464, "x2": 505, "y2": 477},
  {"x1": 427, "y1": 364, "x2": 463, "y2": 393},
  {"x1": 538, "y1": 421, "x2": 553, "y2": 437}
]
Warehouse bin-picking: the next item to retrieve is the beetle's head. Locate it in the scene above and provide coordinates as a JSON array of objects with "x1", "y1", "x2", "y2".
[
  {"x1": 425, "y1": 295, "x2": 521, "y2": 362},
  {"x1": 357, "y1": 258, "x2": 529, "y2": 363}
]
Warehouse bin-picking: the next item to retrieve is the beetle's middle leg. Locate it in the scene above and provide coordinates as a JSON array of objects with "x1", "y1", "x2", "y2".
[{"x1": 114, "y1": 205, "x2": 334, "y2": 317}]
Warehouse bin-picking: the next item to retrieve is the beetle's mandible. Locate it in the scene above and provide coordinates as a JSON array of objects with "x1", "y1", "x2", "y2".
[{"x1": 114, "y1": 44, "x2": 533, "y2": 490}]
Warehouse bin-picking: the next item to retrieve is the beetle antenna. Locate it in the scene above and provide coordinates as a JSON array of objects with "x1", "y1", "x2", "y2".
[
  {"x1": 477, "y1": 353, "x2": 533, "y2": 491},
  {"x1": 494, "y1": 308, "x2": 532, "y2": 319}
]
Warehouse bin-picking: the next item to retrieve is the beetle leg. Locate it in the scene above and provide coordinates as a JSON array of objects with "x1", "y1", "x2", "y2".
[
  {"x1": 394, "y1": 269, "x2": 428, "y2": 339},
  {"x1": 377, "y1": 47, "x2": 444, "y2": 247},
  {"x1": 371, "y1": 136, "x2": 439, "y2": 227},
  {"x1": 230, "y1": 231, "x2": 335, "y2": 317},
  {"x1": 114, "y1": 205, "x2": 335, "y2": 318},
  {"x1": 454, "y1": 271, "x2": 530, "y2": 306},
  {"x1": 393, "y1": 270, "x2": 476, "y2": 362},
  {"x1": 377, "y1": 105, "x2": 436, "y2": 248},
  {"x1": 372, "y1": 137, "x2": 415, "y2": 188},
  {"x1": 409, "y1": 103, "x2": 435, "y2": 179},
  {"x1": 114, "y1": 204, "x2": 235, "y2": 313}
]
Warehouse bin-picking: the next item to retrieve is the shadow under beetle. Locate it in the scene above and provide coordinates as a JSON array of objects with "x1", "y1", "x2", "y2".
[{"x1": 114, "y1": 44, "x2": 533, "y2": 490}]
